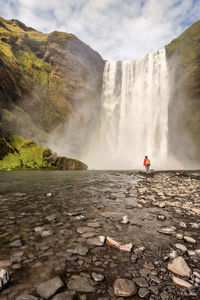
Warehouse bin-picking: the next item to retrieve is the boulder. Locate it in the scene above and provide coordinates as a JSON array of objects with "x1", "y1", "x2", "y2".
[{"x1": 55, "y1": 156, "x2": 87, "y2": 170}]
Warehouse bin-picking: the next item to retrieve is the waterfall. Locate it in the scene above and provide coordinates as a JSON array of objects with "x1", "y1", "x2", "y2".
[{"x1": 85, "y1": 49, "x2": 170, "y2": 169}]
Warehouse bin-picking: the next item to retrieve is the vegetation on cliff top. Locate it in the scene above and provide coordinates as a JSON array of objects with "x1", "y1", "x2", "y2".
[
  {"x1": 0, "y1": 135, "x2": 88, "y2": 170},
  {"x1": 166, "y1": 20, "x2": 200, "y2": 162},
  {"x1": 0, "y1": 16, "x2": 104, "y2": 144}
]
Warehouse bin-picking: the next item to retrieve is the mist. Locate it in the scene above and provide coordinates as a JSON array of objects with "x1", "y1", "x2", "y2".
[{"x1": 46, "y1": 47, "x2": 200, "y2": 170}]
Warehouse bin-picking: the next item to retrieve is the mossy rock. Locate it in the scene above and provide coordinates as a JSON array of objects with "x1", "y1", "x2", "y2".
[
  {"x1": 0, "y1": 135, "x2": 51, "y2": 170},
  {"x1": 0, "y1": 137, "x2": 14, "y2": 159},
  {"x1": 0, "y1": 135, "x2": 88, "y2": 170}
]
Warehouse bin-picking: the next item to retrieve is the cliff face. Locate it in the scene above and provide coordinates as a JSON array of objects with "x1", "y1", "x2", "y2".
[
  {"x1": 0, "y1": 17, "x2": 105, "y2": 143},
  {"x1": 166, "y1": 21, "x2": 200, "y2": 164}
]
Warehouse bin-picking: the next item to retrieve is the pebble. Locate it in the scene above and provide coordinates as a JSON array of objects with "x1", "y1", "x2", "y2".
[
  {"x1": 139, "y1": 268, "x2": 151, "y2": 277},
  {"x1": 113, "y1": 279, "x2": 137, "y2": 297},
  {"x1": 190, "y1": 223, "x2": 199, "y2": 229},
  {"x1": 87, "y1": 236, "x2": 105, "y2": 246},
  {"x1": 133, "y1": 277, "x2": 148, "y2": 287},
  {"x1": 180, "y1": 222, "x2": 187, "y2": 228},
  {"x1": 16, "y1": 296, "x2": 39, "y2": 300},
  {"x1": 172, "y1": 276, "x2": 194, "y2": 289},
  {"x1": 77, "y1": 227, "x2": 95, "y2": 234},
  {"x1": 10, "y1": 239, "x2": 22, "y2": 247},
  {"x1": 73, "y1": 245, "x2": 89, "y2": 256},
  {"x1": 167, "y1": 256, "x2": 191, "y2": 277},
  {"x1": 81, "y1": 232, "x2": 96, "y2": 238},
  {"x1": 138, "y1": 287, "x2": 149, "y2": 298},
  {"x1": 176, "y1": 233, "x2": 183, "y2": 240},
  {"x1": 149, "y1": 285, "x2": 159, "y2": 295},
  {"x1": 87, "y1": 222, "x2": 101, "y2": 228},
  {"x1": 36, "y1": 276, "x2": 64, "y2": 299},
  {"x1": 45, "y1": 215, "x2": 56, "y2": 221},
  {"x1": 106, "y1": 237, "x2": 132, "y2": 252},
  {"x1": 184, "y1": 236, "x2": 196, "y2": 244},
  {"x1": 121, "y1": 215, "x2": 129, "y2": 224},
  {"x1": 149, "y1": 274, "x2": 161, "y2": 284},
  {"x1": 158, "y1": 227, "x2": 175, "y2": 235},
  {"x1": 52, "y1": 291, "x2": 75, "y2": 300},
  {"x1": 174, "y1": 243, "x2": 187, "y2": 252},
  {"x1": 157, "y1": 215, "x2": 166, "y2": 221},
  {"x1": 34, "y1": 226, "x2": 45, "y2": 232},
  {"x1": 187, "y1": 250, "x2": 196, "y2": 256},
  {"x1": 41, "y1": 230, "x2": 53, "y2": 237},
  {"x1": 91, "y1": 272, "x2": 104, "y2": 282}
]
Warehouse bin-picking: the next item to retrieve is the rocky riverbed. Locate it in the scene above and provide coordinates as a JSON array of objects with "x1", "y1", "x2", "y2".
[{"x1": 0, "y1": 170, "x2": 200, "y2": 299}]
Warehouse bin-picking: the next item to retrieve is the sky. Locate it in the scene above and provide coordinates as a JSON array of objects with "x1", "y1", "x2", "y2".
[{"x1": 1, "y1": 0, "x2": 200, "y2": 60}]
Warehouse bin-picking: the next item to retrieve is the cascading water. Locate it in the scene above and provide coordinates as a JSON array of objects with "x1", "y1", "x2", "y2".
[{"x1": 84, "y1": 49, "x2": 171, "y2": 169}]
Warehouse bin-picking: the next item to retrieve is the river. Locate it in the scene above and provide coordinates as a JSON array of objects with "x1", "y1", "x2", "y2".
[{"x1": 0, "y1": 170, "x2": 199, "y2": 299}]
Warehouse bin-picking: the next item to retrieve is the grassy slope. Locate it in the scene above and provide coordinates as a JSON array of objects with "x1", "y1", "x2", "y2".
[
  {"x1": 166, "y1": 20, "x2": 200, "y2": 163},
  {"x1": 0, "y1": 17, "x2": 104, "y2": 144}
]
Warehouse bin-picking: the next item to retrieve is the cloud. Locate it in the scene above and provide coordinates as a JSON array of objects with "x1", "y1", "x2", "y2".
[{"x1": 1, "y1": 0, "x2": 200, "y2": 60}]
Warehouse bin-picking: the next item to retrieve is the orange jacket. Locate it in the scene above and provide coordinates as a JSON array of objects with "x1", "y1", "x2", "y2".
[{"x1": 144, "y1": 158, "x2": 151, "y2": 166}]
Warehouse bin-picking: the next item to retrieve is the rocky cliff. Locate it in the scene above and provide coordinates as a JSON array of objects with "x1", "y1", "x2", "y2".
[
  {"x1": 0, "y1": 17, "x2": 105, "y2": 144},
  {"x1": 166, "y1": 20, "x2": 200, "y2": 164}
]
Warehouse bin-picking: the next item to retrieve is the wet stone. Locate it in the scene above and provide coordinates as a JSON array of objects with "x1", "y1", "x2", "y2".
[
  {"x1": 67, "y1": 276, "x2": 95, "y2": 293},
  {"x1": 180, "y1": 222, "x2": 187, "y2": 228},
  {"x1": 158, "y1": 227, "x2": 175, "y2": 235},
  {"x1": 138, "y1": 287, "x2": 149, "y2": 298},
  {"x1": 36, "y1": 276, "x2": 64, "y2": 299},
  {"x1": 0, "y1": 269, "x2": 9, "y2": 290},
  {"x1": 167, "y1": 256, "x2": 191, "y2": 277},
  {"x1": 45, "y1": 215, "x2": 56, "y2": 221},
  {"x1": 121, "y1": 215, "x2": 129, "y2": 224},
  {"x1": 81, "y1": 232, "x2": 96, "y2": 238},
  {"x1": 87, "y1": 222, "x2": 101, "y2": 228},
  {"x1": 133, "y1": 277, "x2": 148, "y2": 287},
  {"x1": 41, "y1": 230, "x2": 53, "y2": 237},
  {"x1": 16, "y1": 296, "x2": 39, "y2": 300},
  {"x1": 131, "y1": 270, "x2": 140, "y2": 278},
  {"x1": 174, "y1": 243, "x2": 187, "y2": 252},
  {"x1": 172, "y1": 276, "x2": 194, "y2": 289},
  {"x1": 149, "y1": 274, "x2": 161, "y2": 284},
  {"x1": 139, "y1": 268, "x2": 151, "y2": 277},
  {"x1": 10, "y1": 239, "x2": 22, "y2": 247},
  {"x1": 52, "y1": 290, "x2": 75, "y2": 300},
  {"x1": 149, "y1": 285, "x2": 159, "y2": 295},
  {"x1": 77, "y1": 227, "x2": 95, "y2": 234},
  {"x1": 73, "y1": 245, "x2": 89, "y2": 256},
  {"x1": 113, "y1": 279, "x2": 137, "y2": 297},
  {"x1": 91, "y1": 272, "x2": 104, "y2": 282},
  {"x1": 184, "y1": 236, "x2": 196, "y2": 244},
  {"x1": 157, "y1": 214, "x2": 166, "y2": 221},
  {"x1": 87, "y1": 236, "x2": 105, "y2": 246}
]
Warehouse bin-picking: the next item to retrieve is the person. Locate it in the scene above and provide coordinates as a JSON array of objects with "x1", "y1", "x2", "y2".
[{"x1": 143, "y1": 155, "x2": 151, "y2": 174}]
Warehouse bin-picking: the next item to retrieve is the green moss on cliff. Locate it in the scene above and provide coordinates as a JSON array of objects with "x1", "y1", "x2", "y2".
[
  {"x1": 0, "y1": 135, "x2": 88, "y2": 171},
  {"x1": 166, "y1": 20, "x2": 200, "y2": 163},
  {"x1": 0, "y1": 135, "x2": 50, "y2": 170}
]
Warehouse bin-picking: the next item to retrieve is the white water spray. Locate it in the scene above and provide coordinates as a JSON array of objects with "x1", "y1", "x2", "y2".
[{"x1": 84, "y1": 49, "x2": 172, "y2": 169}]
